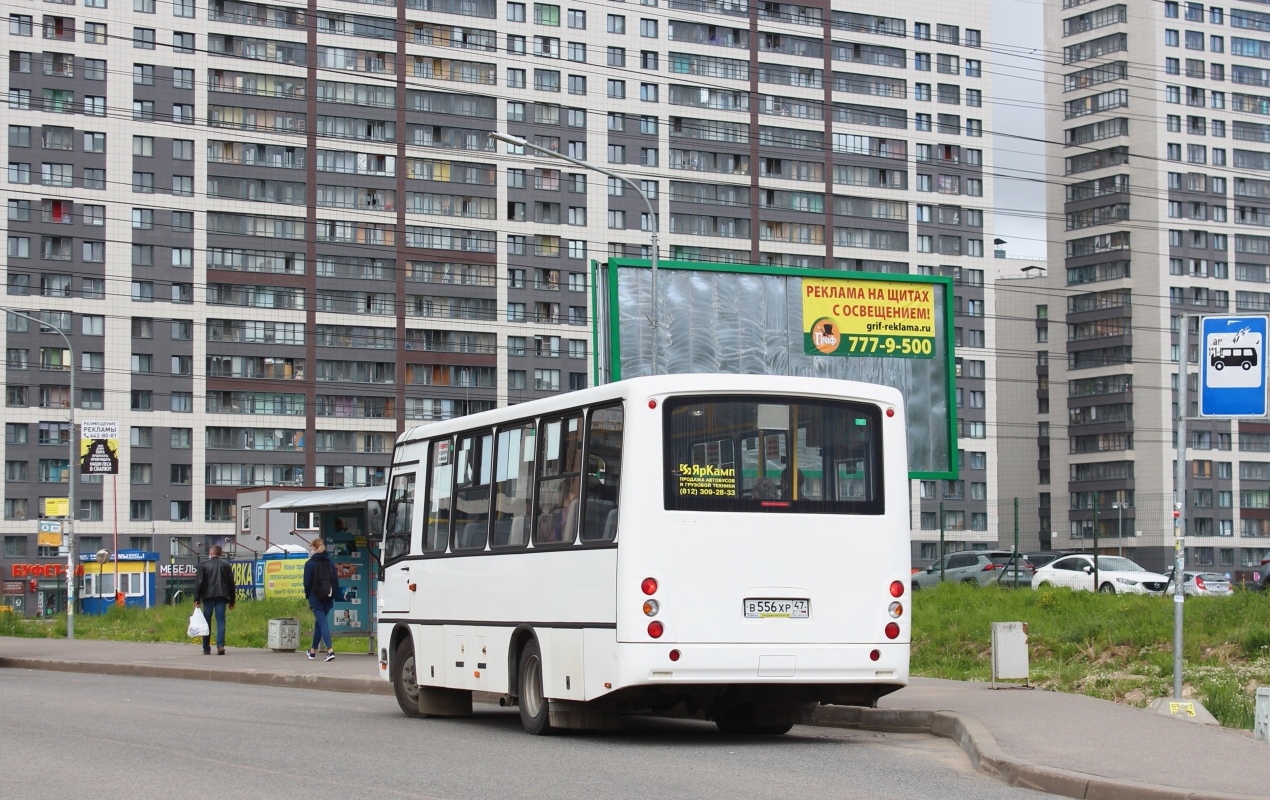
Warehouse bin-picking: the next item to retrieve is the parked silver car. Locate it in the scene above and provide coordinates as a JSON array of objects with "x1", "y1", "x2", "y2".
[
  {"x1": 1164, "y1": 569, "x2": 1234, "y2": 597},
  {"x1": 912, "y1": 550, "x2": 1032, "y2": 589}
]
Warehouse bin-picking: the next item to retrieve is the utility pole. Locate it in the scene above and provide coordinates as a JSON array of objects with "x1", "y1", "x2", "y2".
[
  {"x1": 3, "y1": 308, "x2": 76, "y2": 637},
  {"x1": 1174, "y1": 319, "x2": 1190, "y2": 700}
]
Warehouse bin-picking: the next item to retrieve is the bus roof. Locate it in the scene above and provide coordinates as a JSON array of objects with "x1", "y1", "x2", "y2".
[{"x1": 396, "y1": 374, "x2": 904, "y2": 447}]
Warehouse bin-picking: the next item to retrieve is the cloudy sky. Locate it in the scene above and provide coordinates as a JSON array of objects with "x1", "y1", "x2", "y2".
[{"x1": 990, "y1": 0, "x2": 1048, "y2": 259}]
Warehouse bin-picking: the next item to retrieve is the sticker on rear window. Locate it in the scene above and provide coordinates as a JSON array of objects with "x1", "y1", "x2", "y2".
[{"x1": 676, "y1": 463, "x2": 737, "y2": 497}]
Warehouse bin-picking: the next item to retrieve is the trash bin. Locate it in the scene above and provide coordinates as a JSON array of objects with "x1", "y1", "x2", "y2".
[{"x1": 268, "y1": 618, "x2": 300, "y2": 652}]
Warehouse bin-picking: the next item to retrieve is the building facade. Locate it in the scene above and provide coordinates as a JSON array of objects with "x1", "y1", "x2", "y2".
[
  {"x1": 1047, "y1": 0, "x2": 1270, "y2": 574},
  {"x1": 3, "y1": 0, "x2": 995, "y2": 586}
]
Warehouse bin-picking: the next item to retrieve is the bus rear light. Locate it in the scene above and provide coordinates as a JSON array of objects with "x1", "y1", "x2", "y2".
[
  {"x1": 648, "y1": 399, "x2": 657, "y2": 409},
  {"x1": 886, "y1": 408, "x2": 895, "y2": 418},
  {"x1": 643, "y1": 599, "x2": 660, "y2": 616},
  {"x1": 889, "y1": 580, "x2": 904, "y2": 598},
  {"x1": 647, "y1": 621, "x2": 664, "y2": 638},
  {"x1": 669, "y1": 649, "x2": 680, "y2": 662},
  {"x1": 869, "y1": 649, "x2": 880, "y2": 662},
  {"x1": 884, "y1": 622, "x2": 900, "y2": 640},
  {"x1": 641, "y1": 577, "x2": 658, "y2": 595},
  {"x1": 888, "y1": 602, "x2": 903, "y2": 618}
]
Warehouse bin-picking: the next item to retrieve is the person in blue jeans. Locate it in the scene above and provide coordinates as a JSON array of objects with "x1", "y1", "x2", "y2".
[
  {"x1": 194, "y1": 545, "x2": 236, "y2": 655},
  {"x1": 303, "y1": 538, "x2": 340, "y2": 661}
]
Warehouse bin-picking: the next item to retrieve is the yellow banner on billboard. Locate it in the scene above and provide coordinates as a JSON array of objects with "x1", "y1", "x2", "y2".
[
  {"x1": 263, "y1": 557, "x2": 305, "y2": 599},
  {"x1": 43, "y1": 498, "x2": 69, "y2": 518},
  {"x1": 802, "y1": 278, "x2": 937, "y2": 358}
]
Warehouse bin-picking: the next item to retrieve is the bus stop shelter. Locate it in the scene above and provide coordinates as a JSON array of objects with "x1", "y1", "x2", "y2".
[{"x1": 254, "y1": 486, "x2": 385, "y2": 646}]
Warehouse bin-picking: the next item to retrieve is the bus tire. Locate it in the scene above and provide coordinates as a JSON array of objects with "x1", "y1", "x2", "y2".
[
  {"x1": 1244, "y1": 361, "x2": 1254, "y2": 370},
  {"x1": 393, "y1": 638, "x2": 424, "y2": 718},
  {"x1": 518, "y1": 638, "x2": 553, "y2": 735}
]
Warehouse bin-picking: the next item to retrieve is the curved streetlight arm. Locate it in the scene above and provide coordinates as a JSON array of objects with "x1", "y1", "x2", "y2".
[
  {"x1": 2, "y1": 307, "x2": 76, "y2": 638},
  {"x1": 490, "y1": 132, "x2": 660, "y2": 375}
]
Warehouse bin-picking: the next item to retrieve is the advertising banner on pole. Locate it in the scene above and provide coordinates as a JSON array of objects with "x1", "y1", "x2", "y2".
[{"x1": 80, "y1": 420, "x2": 120, "y2": 475}]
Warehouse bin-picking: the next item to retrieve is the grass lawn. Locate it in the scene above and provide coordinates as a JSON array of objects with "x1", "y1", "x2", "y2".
[
  {"x1": 911, "y1": 582, "x2": 1270, "y2": 729},
  {"x1": 0, "y1": 598, "x2": 370, "y2": 654},
  {"x1": 4, "y1": 584, "x2": 1268, "y2": 728}
]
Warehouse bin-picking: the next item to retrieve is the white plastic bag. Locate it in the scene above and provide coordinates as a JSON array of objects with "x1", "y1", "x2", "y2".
[{"x1": 188, "y1": 607, "x2": 209, "y2": 638}]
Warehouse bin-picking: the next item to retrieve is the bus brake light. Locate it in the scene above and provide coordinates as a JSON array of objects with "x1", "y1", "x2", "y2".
[
  {"x1": 648, "y1": 621, "x2": 664, "y2": 638},
  {"x1": 884, "y1": 622, "x2": 900, "y2": 640},
  {"x1": 641, "y1": 577, "x2": 658, "y2": 595},
  {"x1": 889, "y1": 580, "x2": 904, "y2": 598}
]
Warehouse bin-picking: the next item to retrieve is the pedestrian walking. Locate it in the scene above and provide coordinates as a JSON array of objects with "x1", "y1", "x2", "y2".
[
  {"x1": 194, "y1": 545, "x2": 236, "y2": 655},
  {"x1": 304, "y1": 538, "x2": 340, "y2": 662}
]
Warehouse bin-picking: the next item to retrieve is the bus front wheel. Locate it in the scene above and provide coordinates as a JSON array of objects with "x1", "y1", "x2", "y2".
[
  {"x1": 518, "y1": 639, "x2": 554, "y2": 735},
  {"x1": 393, "y1": 638, "x2": 424, "y2": 718}
]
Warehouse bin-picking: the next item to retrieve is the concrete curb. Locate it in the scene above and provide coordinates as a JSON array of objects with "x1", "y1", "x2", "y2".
[
  {"x1": 813, "y1": 706, "x2": 1265, "y2": 800},
  {"x1": 0, "y1": 656, "x2": 393, "y2": 696}
]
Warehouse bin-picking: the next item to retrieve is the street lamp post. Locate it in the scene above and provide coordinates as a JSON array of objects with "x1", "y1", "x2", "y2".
[
  {"x1": 490, "y1": 131, "x2": 661, "y2": 375},
  {"x1": 1112, "y1": 501, "x2": 1125, "y2": 558},
  {"x1": 2, "y1": 308, "x2": 76, "y2": 638}
]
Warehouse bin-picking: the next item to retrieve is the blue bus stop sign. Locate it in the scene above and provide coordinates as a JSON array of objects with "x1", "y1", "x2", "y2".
[{"x1": 1200, "y1": 315, "x2": 1268, "y2": 417}]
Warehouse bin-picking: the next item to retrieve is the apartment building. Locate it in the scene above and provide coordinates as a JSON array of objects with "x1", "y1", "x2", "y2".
[
  {"x1": 1047, "y1": 0, "x2": 1270, "y2": 573},
  {"x1": 994, "y1": 262, "x2": 1070, "y2": 556},
  {"x1": 2, "y1": 0, "x2": 994, "y2": 589}
]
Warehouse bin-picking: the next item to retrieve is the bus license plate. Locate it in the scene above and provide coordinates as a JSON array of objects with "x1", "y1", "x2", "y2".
[{"x1": 744, "y1": 598, "x2": 809, "y2": 619}]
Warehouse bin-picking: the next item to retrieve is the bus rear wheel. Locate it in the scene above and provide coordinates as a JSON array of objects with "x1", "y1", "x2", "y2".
[
  {"x1": 393, "y1": 638, "x2": 424, "y2": 718},
  {"x1": 517, "y1": 639, "x2": 554, "y2": 735}
]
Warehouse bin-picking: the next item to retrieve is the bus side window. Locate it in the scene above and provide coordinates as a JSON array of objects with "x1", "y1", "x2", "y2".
[
  {"x1": 492, "y1": 423, "x2": 535, "y2": 548},
  {"x1": 581, "y1": 404, "x2": 623, "y2": 542},
  {"x1": 534, "y1": 414, "x2": 583, "y2": 546},
  {"x1": 383, "y1": 471, "x2": 415, "y2": 564},
  {"x1": 453, "y1": 431, "x2": 493, "y2": 552},
  {"x1": 423, "y1": 437, "x2": 454, "y2": 553}
]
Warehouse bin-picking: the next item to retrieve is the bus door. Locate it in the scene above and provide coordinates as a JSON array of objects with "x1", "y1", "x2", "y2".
[{"x1": 379, "y1": 469, "x2": 419, "y2": 614}]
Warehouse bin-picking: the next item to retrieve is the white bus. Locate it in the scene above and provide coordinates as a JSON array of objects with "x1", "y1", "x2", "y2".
[{"x1": 376, "y1": 374, "x2": 911, "y2": 735}]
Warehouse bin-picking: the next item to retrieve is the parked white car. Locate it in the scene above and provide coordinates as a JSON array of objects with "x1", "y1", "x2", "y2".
[{"x1": 1031, "y1": 554, "x2": 1169, "y2": 594}]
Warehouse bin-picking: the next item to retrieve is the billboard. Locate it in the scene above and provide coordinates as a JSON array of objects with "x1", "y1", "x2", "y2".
[{"x1": 595, "y1": 259, "x2": 956, "y2": 477}]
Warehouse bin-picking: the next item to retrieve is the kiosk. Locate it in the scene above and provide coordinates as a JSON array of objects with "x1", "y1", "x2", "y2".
[{"x1": 79, "y1": 550, "x2": 159, "y2": 614}]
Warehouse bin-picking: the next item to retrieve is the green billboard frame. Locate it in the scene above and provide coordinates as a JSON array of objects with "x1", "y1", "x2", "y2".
[{"x1": 591, "y1": 258, "x2": 959, "y2": 480}]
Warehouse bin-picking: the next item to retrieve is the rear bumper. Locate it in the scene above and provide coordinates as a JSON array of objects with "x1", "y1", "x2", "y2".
[{"x1": 615, "y1": 642, "x2": 909, "y2": 688}]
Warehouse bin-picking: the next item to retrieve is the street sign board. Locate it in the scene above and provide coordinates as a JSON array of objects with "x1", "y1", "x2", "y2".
[
  {"x1": 37, "y1": 520, "x2": 62, "y2": 547},
  {"x1": 1200, "y1": 315, "x2": 1268, "y2": 417}
]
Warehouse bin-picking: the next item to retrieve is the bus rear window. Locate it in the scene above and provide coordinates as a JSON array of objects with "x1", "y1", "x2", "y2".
[{"x1": 663, "y1": 395, "x2": 884, "y2": 515}]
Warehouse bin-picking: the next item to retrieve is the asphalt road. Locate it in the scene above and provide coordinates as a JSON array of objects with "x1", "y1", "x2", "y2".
[{"x1": 0, "y1": 671, "x2": 1051, "y2": 799}]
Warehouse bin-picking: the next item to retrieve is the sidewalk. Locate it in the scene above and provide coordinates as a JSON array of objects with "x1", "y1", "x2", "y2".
[{"x1": 2, "y1": 636, "x2": 1265, "y2": 800}]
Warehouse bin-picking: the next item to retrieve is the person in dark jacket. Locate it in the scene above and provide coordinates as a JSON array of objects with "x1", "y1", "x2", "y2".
[
  {"x1": 303, "y1": 538, "x2": 340, "y2": 661},
  {"x1": 194, "y1": 545, "x2": 236, "y2": 655}
]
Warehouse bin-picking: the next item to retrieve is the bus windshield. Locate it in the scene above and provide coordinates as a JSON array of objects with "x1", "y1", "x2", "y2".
[{"x1": 663, "y1": 394, "x2": 883, "y2": 514}]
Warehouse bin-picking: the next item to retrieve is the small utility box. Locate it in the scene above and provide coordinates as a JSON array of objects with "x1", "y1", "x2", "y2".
[
  {"x1": 268, "y1": 617, "x2": 300, "y2": 652},
  {"x1": 991, "y1": 622, "x2": 1029, "y2": 687},
  {"x1": 1256, "y1": 687, "x2": 1270, "y2": 743}
]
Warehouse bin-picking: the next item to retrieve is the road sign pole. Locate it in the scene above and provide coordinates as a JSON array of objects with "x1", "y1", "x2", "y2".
[{"x1": 1175, "y1": 319, "x2": 1189, "y2": 700}]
